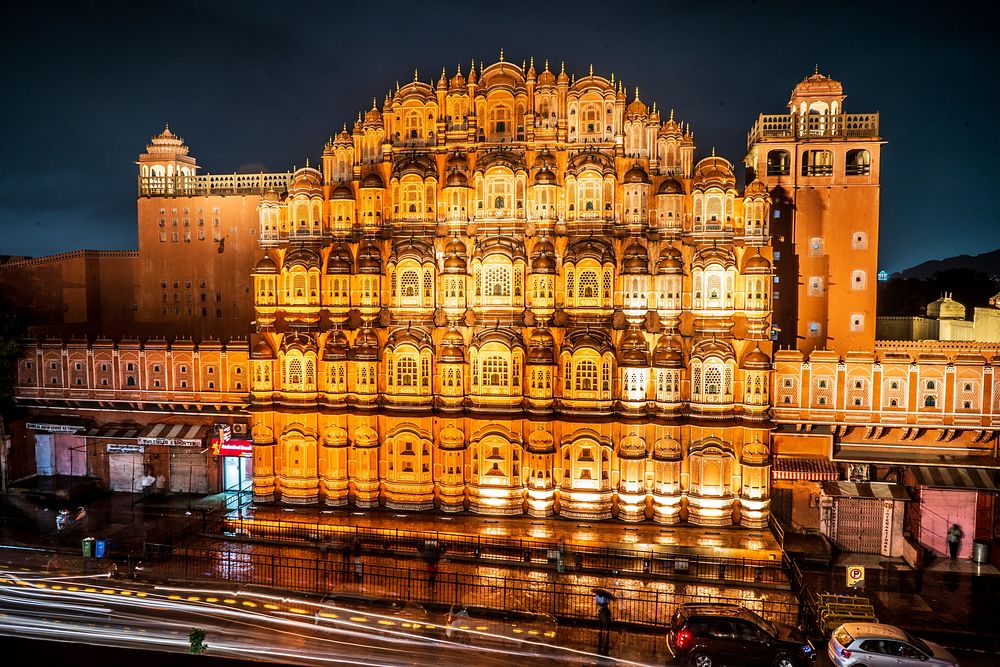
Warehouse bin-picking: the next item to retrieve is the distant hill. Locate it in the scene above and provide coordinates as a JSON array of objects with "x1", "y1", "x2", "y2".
[{"x1": 898, "y1": 248, "x2": 1000, "y2": 280}]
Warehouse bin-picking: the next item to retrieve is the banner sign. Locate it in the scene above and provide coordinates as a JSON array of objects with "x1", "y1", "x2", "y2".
[
  {"x1": 107, "y1": 444, "x2": 144, "y2": 454},
  {"x1": 27, "y1": 422, "x2": 85, "y2": 433},
  {"x1": 210, "y1": 437, "x2": 252, "y2": 457},
  {"x1": 137, "y1": 436, "x2": 200, "y2": 447}
]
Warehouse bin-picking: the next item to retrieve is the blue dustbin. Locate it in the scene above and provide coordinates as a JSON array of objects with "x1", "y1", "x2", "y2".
[{"x1": 94, "y1": 539, "x2": 108, "y2": 559}]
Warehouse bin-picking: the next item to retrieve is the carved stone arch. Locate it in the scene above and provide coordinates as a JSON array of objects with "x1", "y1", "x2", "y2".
[
  {"x1": 439, "y1": 422, "x2": 466, "y2": 451},
  {"x1": 251, "y1": 422, "x2": 274, "y2": 445},
  {"x1": 653, "y1": 436, "x2": 682, "y2": 460},
  {"x1": 322, "y1": 424, "x2": 349, "y2": 447},
  {"x1": 353, "y1": 422, "x2": 379, "y2": 448},
  {"x1": 618, "y1": 432, "x2": 648, "y2": 459}
]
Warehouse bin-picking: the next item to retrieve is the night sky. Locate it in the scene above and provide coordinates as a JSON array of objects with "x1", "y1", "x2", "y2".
[{"x1": 2, "y1": 1, "x2": 996, "y2": 273}]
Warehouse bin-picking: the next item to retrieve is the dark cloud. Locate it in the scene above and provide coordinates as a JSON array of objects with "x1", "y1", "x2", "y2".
[{"x1": 2, "y1": 0, "x2": 997, "y2": 271}]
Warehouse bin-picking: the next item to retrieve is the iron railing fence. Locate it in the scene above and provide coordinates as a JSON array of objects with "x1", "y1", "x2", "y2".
[
  {"x1": 196, "y1": 515, "x2": 789, "y2": 587},
  {"x1": 140, "y1": 543, "x2": 801, "y2": 630}
]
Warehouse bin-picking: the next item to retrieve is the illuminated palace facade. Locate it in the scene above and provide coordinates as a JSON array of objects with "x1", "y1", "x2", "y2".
[
  {"x1": 10, "y1": 59, "x2": 999, "y2": 549},
  {"x1": 245, "y1": 59, "x2": 780, "y2": 526}
]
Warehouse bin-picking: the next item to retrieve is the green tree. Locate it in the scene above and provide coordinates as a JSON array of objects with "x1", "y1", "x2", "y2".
[{"x1": 188, "y1": 628, "x2": 208, "y2": 654}]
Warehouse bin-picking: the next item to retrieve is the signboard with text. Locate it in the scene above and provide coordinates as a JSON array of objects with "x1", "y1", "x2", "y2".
[
  {"x1": 107, "y1": 444, "x2": 144, "y2": 454},
  {"x1": 210, "y1": 437, "x2": 252, "y2": 457}
]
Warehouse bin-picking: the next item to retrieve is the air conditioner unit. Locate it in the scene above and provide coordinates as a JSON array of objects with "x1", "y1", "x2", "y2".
[{"x1": 232, "y1": 423, "x2": 248, "y2": 436}]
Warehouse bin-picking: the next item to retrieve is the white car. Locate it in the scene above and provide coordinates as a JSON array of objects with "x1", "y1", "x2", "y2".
[{"x1": 828, "y1": 623, "x2": 958, "y2": 667}]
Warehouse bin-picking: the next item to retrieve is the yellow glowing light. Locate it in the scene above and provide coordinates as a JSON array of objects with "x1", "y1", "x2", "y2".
[
  {"x1": 136, "y1": 592, "x2": 148, "y2": 597},
  {"x1": 401, "y1": 622, "x2": 412, "y2": 628},
  {"x1": 264, "y1": 603, "x2": 280, "y2": 610},
  {"x1": 67, "y1": 586, "x2": 79, "y2": 591},
  {"x1": 101, "y1": 589, "x2": 115, "y2": 594},
  {"x1": 319, "y1": 612, "x2": 339, "y2": 619},
  {"x1": 411, "y1": 623, "x2": 421, "y2": 629},
  {"x1": 187, "y1": 596, "x2": 201, "y2": 601},
  {"x1": 35, "y1": 583, "x2": 47, "y2": 588},
  {"x1": 377, "y1": 619, "x2": 396, "y2": 626},
  {"x1": 289, "y1": 607, "x2": 309, "y2": 614},
  {"x1": 350, "y1": 616, "x2": 368, "y2": 622},
  {"x1": 223, "y1": 598, "x2": 237, "y2": 604},
  {"x1": 475, "y1": 625, "x2": 489, "y2": 631},
  {"x1": 84, "y1": 587, "x2": 97, "y2": 593},
  {"x1": 51, "y1": 585, "x2": 63, "y2": 590},
  {"x1": 528, "y1": 630, "x2": 538, "y2": 635},
  {"x1": 512, "y1": 628, "x2": 523, "y2": 633},
  {"x1": 544, "y1": 631, "x2": 556, "y2": 638},
  {"x1": 205, "y1": 597, "x2": 218, "y2": 602},
  {"x1": 120, "y1": 591, "x2": 132, "y2": 596},
  {"x1": 242, "y1": 601, "x2": 257, "y2": 607}
]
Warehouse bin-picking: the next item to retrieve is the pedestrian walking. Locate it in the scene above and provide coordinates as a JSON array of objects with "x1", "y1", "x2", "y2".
[
  {"x1": 556, "y1": 538, "x2": 567, "y2": 575},
  {"x1": 594, "y1": 588, "x2": 614, "y2": 654},
  {"x1": 422, "y1": 540, "x2": 442, "y2": 589},
  {"x1": 340, "y1": 540, "x2": 353, "y2": 577},
  {"x1": 947, "y1": 523, "x2": 963, "y2": 560},
  {"x1": 352, "y1": 539, "x2": 363, "y2": 581}
]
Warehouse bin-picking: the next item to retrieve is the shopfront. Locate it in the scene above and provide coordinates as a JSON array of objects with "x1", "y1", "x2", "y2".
[
  {"x1": 26, "y1": 417, "x2": 89, "y2": 476},
  {"x1": 820, "y1": 481, "x2": 910, "y2": 556},
  {"x1": 83, "y1": 422, "x2": 215, "y2": 494},
  {"x1": 905, "y1": 466, "x2": 999, "y2": 560},
  {"x1": 211, "y1": 424, "x2": 253, "y2": 496}
]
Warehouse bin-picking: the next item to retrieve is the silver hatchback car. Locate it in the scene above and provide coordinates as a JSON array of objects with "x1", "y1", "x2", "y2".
[{"x1": 828, "y1": 623, "x2": 958, "y2": 667}]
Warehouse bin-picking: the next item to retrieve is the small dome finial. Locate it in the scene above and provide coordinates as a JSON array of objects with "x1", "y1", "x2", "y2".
[
  {"x1": 711, "y1": 146, "x2": 716, "y2": 157},
  {"x1": 560, "y1": 61, "x2": 565, "y2": 74},
  {"x1": 457, "y1": 62, "x2": 462, "y2": 76},
  {"x1": 669, "y1": 108, "x2": 674, "y2": 121},
  {"x1": 634, "y1": 86, "x2": 640, "y2": 101},
  {"x1": 544, "y1": 59, "x2": 549, "y2": 71},
  {"x1": 413, "y1": 68, "x2": 419, "y2": 82},
  {"x1": 589, "y1": 63, "x2": 593, "y2": 76},
  {"x1": 814, "y1": 63, "x2": 819, "y2": 75},
  {"x1": 530, "y1": 56, "x2": 534, "y2": 68},
  {"x1": 499, "y1": 47, "x2": 504, "y2": 61}
]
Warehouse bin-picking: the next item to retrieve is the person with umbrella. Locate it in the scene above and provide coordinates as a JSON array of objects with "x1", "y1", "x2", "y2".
[{"x1": 593, "y1": 587, "x2": 614, "y2": 653}]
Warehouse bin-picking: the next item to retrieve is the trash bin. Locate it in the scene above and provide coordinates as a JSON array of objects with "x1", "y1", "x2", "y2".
[
  {"x1": 81, "y1": 537, "x2": 94, "y2": 558},
  {"x1": 972, "y1": 540, "x2": 990, "y2": 564}
]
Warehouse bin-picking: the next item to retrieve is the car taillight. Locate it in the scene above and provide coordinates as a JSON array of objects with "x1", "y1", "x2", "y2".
[
  {"x1": 675, "y1": 628, "x2": 693, "y2": 649},
  {"x1": 840, "y1": 648, "x2": 851, "y2": 659}
]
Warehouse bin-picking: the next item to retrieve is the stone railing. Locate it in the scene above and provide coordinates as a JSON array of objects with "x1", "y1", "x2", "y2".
[
  {"x1": 138, "y1": 172, "x2": 292, "y2": 197},
  {"x1": 747, "y1": 113, "x2": 880, "y2": 146}
]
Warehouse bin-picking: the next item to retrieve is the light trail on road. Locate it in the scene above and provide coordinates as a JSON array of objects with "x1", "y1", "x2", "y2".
[{"x1": 0, "y1": 568, "x2": 659, "y2": 666}]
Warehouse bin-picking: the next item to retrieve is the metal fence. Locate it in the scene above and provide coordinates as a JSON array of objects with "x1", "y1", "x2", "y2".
[
  {"x1": 202, "y1": 515, "x2": 789, "y2": 588},
  {"x1": 141, "y1": 542, "x2": 802, "y2": 631}
]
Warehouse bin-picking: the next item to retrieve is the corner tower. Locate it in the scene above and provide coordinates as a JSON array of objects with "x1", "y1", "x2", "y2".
[{"x1": 745, "y1": 69, "x2": 884, "y2": 355}]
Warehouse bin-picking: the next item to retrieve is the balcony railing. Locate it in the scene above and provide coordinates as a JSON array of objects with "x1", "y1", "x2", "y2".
[
  {"x1": 139, "y1": 172, "x2": 291, "y2": 197},
  {"x1": 747, "y1": 113, "x2": 879, "y2": 147}
]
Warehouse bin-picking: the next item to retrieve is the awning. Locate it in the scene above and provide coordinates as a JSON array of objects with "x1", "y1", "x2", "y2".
[
  {"x1": 84, "y1": 425, "x2": 144, "y2": 440},
  {"x1": 910, "y1": 466, "x2": 999, "y2": 492},
  {"x1": 822, "y1": 481, "x2": 910, "y2": 500},
  {"x1": 834, "y1": 444, "x2": 1000, "y2": 469},
  {"x1": 137, "y1": 423, "x2": 210, "y2": 447},
  {"x1": 773, "y1": 457, "x2": 840, "y2": 481}
]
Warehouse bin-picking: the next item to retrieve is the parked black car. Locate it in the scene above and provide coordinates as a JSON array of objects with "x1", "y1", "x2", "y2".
[{"x1": 666, "y1": 603, "x2": 816, "y2": 667}]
